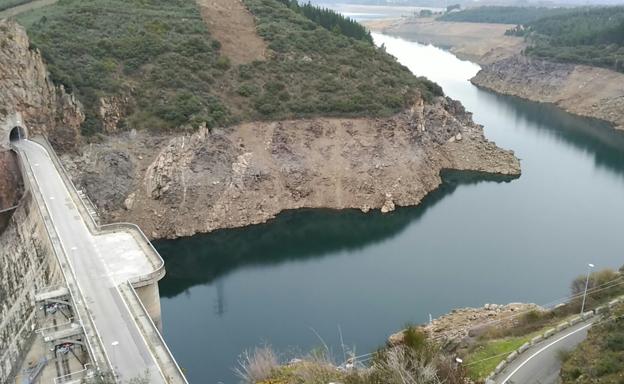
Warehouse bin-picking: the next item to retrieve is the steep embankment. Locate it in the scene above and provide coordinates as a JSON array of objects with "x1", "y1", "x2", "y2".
[
  {"x1": 2, "y1": 2, "x2": 520, "y2": 240},
  {"x1": 63, "y1": 98, "x2": 519, "y2": 239},
  {"x1": 368, "y1": 18, "x2": 624, "y2": 130},
  {"x1": 472, "y1": 56, "x2": 624, "y2": 130}
]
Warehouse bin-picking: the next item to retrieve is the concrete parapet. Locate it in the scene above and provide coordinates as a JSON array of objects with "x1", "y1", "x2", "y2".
[
  {"x1": 543, "y1": 328, "x2": 556, "y2": 338},
  {"x1": 556, "y1": 322, "x2": 569, "y2": 332},
  {"x1": 506, "y1": 351, "x2": 518, "y2": 363},
  {"x1": 609, "y1": 299, "x2": 620, "y2": 308},
  {"x1": 569, "y1": 316, "x2": 582, "y2": 325},
  {"x1": 582, "y1": 311, "x2": 594, "y2": 320},
  {"x1": 517, "y1": 342, "x2": 530, "y2": 354},
  {"x1": 530, "y1": 335, "x2": 543, "y2": 345},
  {"x1": 495, "y1": 361, "x2": 506, "y2": 374}
]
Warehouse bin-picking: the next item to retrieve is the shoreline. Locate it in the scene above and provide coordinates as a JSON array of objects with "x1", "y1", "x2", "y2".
[{"x1": 366, "y1": 17, "x2": 624, "y2": 131}]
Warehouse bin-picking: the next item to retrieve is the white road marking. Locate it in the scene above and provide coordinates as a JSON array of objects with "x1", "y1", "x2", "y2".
[{"x1": 501, "y1": 322, "x2": 594, "y2": 383}]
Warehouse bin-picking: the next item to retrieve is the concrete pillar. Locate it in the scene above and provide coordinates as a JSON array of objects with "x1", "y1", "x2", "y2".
[{"x1": 135, "y1": 282, "x2": 163, "y2": 332}]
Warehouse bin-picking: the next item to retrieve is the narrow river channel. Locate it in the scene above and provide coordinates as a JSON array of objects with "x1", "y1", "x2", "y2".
[{"x1": 155, "y1": 32, "x2": 624, "y2": 384}]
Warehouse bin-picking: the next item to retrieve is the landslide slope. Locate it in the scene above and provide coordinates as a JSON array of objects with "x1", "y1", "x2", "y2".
[{"x1": 2, "y1": 0, "x2": 520, "y2": 238}]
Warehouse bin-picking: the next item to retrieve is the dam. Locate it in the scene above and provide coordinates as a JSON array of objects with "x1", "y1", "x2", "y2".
[{"x1": 0, "y1": 113, "x2": 187, "y2": 383}]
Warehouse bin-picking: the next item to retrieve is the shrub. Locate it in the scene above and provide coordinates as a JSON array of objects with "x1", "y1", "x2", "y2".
[{"x1": 234, "y1": 346, "x2": 279, "y2": 383}]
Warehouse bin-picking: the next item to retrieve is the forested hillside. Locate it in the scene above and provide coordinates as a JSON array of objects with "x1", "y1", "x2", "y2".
[
  {"x1": 514, "y1": 7, "x2": 624, "y2": 72},
  {"x1": 437, "y1": 6, "x2": 575, "y2": 25},
  {"x1": 278, "y1": 0, "x2": 372, "y2": 43},
  {"x1": 16, "y1": 0, "x2": 441, "y2": 136}
]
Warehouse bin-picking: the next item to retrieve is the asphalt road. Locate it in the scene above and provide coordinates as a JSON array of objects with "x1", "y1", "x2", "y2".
[
  {"x1": 16, "y1": 140, "x2": 166, "y2": 383},
  {"x1": 494, "y1": 319, "x2": 595, "y2": 384}
]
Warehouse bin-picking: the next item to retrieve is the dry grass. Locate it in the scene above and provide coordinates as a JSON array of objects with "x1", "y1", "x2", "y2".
[{"x1": 235, "y1": 346, "x2": 280, "y2": 383}]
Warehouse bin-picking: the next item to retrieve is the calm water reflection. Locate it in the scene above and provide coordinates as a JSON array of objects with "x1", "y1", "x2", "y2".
[{"x1": 156, "y1": 34, "x2": 624, "y2": 383}]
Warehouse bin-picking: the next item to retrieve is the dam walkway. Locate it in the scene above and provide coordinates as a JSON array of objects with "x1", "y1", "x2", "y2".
[{"x1": 12, "y1": 137, "x2": 187, "y2": 384}]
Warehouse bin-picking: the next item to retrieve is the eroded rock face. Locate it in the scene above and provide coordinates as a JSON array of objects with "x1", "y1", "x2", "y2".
[
  {"x1": 65, "y1": 95, "x2": 521, "y2": 239},
  {"x1": 472, "y1": 54, "x2": 624, "y2": 130},
  {"x1": 0, "y1": 151, "x2": 23, "y2": 211},
  {"x1": 0, "y1": 20, "x2": 84, "y2": 150}
]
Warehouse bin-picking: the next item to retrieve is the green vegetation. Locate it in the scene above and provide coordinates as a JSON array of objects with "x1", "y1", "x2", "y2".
[
  {"x1": 242, "y1": 327, "x2": 467, "y2": 384},
  {"x1": 441, "y1": 6, "x2": 624, "y2": 74},
  {"x1": 16, "y1": 0, "x2": 441, "y2": 136},
  {"x1": 0, "y1": 0, "x2": 34, "y2": 12},
  {"x1": 18, "y1": 0, "x2": 229, "y2": 135},
  {"x1": 277, "y1": 0, "x2": 372, "y2": 43},
  {"x1": 242, "y1": 0, "x2": 442, "y2": 117},
  {"x1": 464, "y1": 334, "x2": 533, "y2": 379},
  {"x1": 514, "y1": 7, "x2": 624, "y2": 73},
  {"x1": 561, "y1": 304, "x2": 624, "y2": 383},
  {"x1": 437, "y1": 6, "x2": 574, "y2": 25}
]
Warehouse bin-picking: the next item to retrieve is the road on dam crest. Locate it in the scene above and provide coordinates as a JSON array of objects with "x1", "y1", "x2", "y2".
[{"x1": 15, "y1": 139, "x2": 167, "y2": 383}]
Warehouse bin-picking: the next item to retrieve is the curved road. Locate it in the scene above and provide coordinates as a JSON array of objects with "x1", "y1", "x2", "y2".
[{"x1": 493, "y1": 319, "x2": 595, "y2": 384}]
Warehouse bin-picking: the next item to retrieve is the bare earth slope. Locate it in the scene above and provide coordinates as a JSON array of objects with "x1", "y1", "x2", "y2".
[
  {"x1": 195, "y1": 0, "x2": 266, "y2": 64},
  {"x1": 64, "y1": 98, "x2": 520, "y2": 239},
  {"x1": 368, "y1": 18, "x2": 624, "y2": 130}
]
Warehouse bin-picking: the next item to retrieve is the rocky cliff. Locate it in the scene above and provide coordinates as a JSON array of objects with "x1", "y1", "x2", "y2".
[
  {"x1": 471, "y1": 55, "x2": 624, "y2": 130},
  {"x1": 0, "y1": 20, "x2": 83, "y2": 151},
  {"x1": 63, "y1": 97, "x2": 520, "y2": 239}
]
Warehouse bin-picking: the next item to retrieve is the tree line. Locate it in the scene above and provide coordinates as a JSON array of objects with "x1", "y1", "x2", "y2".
[
  {"x1": 277, "y1": 0, "x2": 373, "y2": 43},
  {"x1": 510, "y1": 7, "x2": 624, "y2": 72}
]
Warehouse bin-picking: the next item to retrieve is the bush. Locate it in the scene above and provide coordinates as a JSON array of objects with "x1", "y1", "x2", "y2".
[{"x1": 234, "y1": 346, "x2": 279, "y2": 383}]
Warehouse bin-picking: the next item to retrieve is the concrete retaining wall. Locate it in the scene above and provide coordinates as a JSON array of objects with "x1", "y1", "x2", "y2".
[{"x1": 0, "y1": 191, "x2": 62, "y2": 382}]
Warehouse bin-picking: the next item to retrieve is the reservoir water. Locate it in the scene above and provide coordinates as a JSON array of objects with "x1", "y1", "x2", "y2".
[{"x1": 155, "y1": 33, "x2": 624, "y2": 383}]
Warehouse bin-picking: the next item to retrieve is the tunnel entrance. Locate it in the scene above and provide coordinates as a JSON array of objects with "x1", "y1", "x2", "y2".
[{"x1": 9, "y1": 126, "x2": 25, "y2": 142}]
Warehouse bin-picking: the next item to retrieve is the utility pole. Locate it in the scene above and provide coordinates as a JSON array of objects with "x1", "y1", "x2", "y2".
[{"x1": 580, "y1": 263, "x2": 595, "y2": 315}]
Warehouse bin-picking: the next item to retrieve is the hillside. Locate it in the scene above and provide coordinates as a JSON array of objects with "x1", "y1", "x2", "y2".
[
  {"x1": 1, "y1": 1, "x2": 521, "y2": 239},
  {"x1": 513, "y1": 7, "x2": 624, "y2": 73},
  {"x1": 16, "y1": 0, "x2": 441, "y2": 136},
  {"x1": 437, "y1": 6, "x2": 575, "y2": 25},
  {"x1": 561, "y1": 303, "x2": 624, "y2": 382}
]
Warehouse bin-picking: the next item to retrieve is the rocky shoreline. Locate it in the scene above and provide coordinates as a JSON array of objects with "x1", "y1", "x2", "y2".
[
  {"x1": 367, "y1": 18, "x2": 624, "y2": 131},
  {"x1": 389, "y1": 302, "x2": 540, "y2": 347},
  {"x1": 471, "y1": 56, "x2": 624, "y2": 130},
  {"x1": 63, "y1": 97, "x2": 520, "y2": 239}
]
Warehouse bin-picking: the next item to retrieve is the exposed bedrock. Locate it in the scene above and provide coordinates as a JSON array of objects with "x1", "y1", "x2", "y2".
[{"x1": 64, "y1": 96, "x2": 520, "y2": 239}]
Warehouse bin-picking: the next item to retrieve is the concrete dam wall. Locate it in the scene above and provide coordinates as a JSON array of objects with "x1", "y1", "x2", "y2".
[{"x1": 0, "y1": 189, "x2": 63, "y2": 381}]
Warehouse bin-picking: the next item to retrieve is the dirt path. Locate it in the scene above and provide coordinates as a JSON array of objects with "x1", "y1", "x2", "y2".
[
  {"x1": 195, "y1": 0, "x2": 266, "y2": 65},
  {"x1": 0, "y1": 0, "x2": 56, "y2": 19}
]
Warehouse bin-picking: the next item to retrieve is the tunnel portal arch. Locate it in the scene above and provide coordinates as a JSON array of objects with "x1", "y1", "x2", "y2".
[{"x1": 9, "y1": 126, "x2": 27, "y2": 142}]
